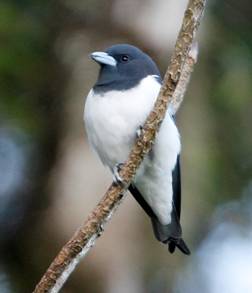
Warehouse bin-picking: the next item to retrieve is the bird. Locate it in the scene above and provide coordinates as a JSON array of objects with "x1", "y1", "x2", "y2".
[{"x1": 84, "y1": 44, "x2": 190, "y2": 255}]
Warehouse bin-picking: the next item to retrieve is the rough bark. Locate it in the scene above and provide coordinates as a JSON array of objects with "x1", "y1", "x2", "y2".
[{"x1": 33, "y1": 0, "x2": 206, "y2": 292}]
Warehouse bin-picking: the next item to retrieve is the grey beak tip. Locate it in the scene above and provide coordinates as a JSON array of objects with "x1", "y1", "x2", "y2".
[
  {"x1": 89, "y1": 51, "x2": 117, "y2": 67},
  {"x1": 89, "y1": 52, "x2": 96, "y2": 61}
]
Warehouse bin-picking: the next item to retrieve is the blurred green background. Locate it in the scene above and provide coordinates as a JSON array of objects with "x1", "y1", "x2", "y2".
[{"x1": 0, "y1": 0, "x2": 252, "y2": 292}]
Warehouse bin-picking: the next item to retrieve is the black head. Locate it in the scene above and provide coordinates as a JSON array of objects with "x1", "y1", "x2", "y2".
[{"x1": 91, "y1": 44, "x2": 161, "y2": 93}]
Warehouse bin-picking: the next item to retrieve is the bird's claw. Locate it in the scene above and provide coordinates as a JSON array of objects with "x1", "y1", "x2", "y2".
[
  {"x1": 112, "y1": 163, "x2": 126, "y2": 187},
  {"x1": 136, "y1": 125, "x2": 144, "y2": 138},
  {"x1": 97, "y1": 224, "x2": 104, "y2": 237}
]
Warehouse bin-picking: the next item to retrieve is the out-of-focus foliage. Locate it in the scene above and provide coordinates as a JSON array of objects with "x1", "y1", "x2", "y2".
[
  {"x1": 1, "y1": 1, "x2": 52, "y2": 134},
  {"x1": 0, "y1": 1, "x2": 63, "y2": 292},
  {"x1": 0, "y1": 0, "x2": 251, "y2": 292},
  {"x1": 204, "y1": 0, "x2": 252, "y2": 201}
]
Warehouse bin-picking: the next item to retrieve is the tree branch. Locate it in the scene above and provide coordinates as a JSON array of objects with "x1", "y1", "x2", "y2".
[
  {"x1": 33, "y1": 1, "x2": 206, "y2": 292},
  {"x1": 169, "y1": 42, "x2": 198, "y2": 115}
]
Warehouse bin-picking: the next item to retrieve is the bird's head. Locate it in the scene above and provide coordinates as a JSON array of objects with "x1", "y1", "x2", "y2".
[{"x1": 90, "y1": 44, "x2": 160, "y2": 92}]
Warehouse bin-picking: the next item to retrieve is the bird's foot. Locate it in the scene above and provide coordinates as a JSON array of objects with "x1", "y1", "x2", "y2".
[
  {"x1": 136, "y1": 125, "x2": 144, "y2": 138},
  {"x1": 112, "y1": 163, "x2": 126, "y2": 187}
]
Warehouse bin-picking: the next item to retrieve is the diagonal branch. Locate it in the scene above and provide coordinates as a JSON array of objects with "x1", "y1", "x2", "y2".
[
  {"x1": 170, "y1": 42, "x2": 198, "y2": 115},
  {"x1": 33, "y1": 0, "x2": 206, "y2": 292}
]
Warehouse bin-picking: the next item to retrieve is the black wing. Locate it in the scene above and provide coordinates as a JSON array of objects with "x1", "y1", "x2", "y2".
[
  {"x1": 128, "y1": 155, "x2": 190, "y2": 255},
  {"x1": 128, "y1": 156, "x2": 181, "y2": 223},
  {"x1": 128, "y1": 184, "x2": 157, "y2": 219},
  {"x1": 128, "y1": 155, "x2": 181, "y2": 219},
  {"x1": 172, "y1": 155, "x2": 181, "y2": 219}
]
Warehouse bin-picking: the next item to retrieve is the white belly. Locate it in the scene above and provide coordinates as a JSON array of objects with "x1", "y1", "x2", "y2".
[
  {"x1": 84, "y1": 75, "x2": 180, "y2": 224},
  {"x1": 134, "y1": 112, "x2": 180, "y2": 224}
]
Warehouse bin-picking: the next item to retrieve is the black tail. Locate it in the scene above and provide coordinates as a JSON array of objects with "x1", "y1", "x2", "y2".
[
  {"x1": 128, "y1": 184, "x2": 190, "y2": 255},
  {"x1": 151, "y1": 217, "x2": 190, "y2": 255},
  {"x1": 168, "y1": 238, "x2": 190, "y2": 255}
]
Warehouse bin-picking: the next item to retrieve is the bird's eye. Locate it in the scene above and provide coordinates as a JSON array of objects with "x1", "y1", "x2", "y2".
[{"x1": 121, "y1": 55, "x2": 129, "y2": 62}]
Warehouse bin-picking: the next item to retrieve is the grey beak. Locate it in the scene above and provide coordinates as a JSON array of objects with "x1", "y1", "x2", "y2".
[{"x1": 90, "y1": 52, "x2": 117, "y2": 66}]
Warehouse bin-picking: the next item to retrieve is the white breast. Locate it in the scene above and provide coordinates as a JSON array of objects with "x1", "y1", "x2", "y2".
[
  {"x1": 84, "y1": 75, "x2": 181, "y2": 225},
  {"x1": 84, "y1": 75, "x2": 161, "y2": 169}
]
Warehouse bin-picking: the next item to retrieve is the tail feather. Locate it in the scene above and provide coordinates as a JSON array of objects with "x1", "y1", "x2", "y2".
[
  {"x1": 128, "y1": 184, "x2": 190, "y2": 255},
  {"x1": 151, "y1": 217, "x2": 190, "y2": 255},
  {"x1": 168, "y1": 238, "x2": 190, "y2": 255}
]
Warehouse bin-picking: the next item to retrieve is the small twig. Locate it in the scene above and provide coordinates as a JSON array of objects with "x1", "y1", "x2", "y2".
[
  {"x1": 169, "y1": 42, "x2": 198, "y2": 115},
  {"x1": 33, "y1": 1, "x2": 206, "y2": 292}
]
